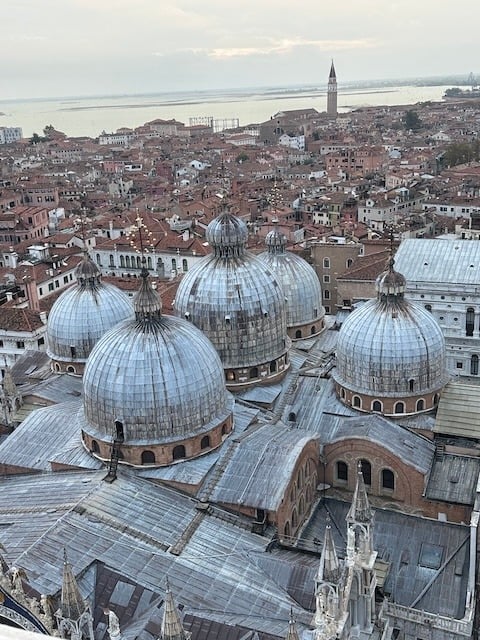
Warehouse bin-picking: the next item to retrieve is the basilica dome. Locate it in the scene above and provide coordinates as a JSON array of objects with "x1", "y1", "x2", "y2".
[
  {"x1": 46, "y1": 254, "x2": 134, "y2": 374},
  {"x1": 80, "y1": 266, "x2": 234, "y2": 467},
  {"x1": 333, "y1": 257, "x2": 448, "y2": 416},
  {"x1": 174, "y1": 211, "x2": 290, "y2": 389},
  {"x1": 258, "y1": 225, "x2": 325, "y2": 340}
]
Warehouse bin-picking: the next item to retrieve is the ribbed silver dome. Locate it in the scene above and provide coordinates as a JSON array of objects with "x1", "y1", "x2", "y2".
[
  {"x1": 47, "y1": 254, "x2": 134, "y2": 363},
  {"x1": 174, "y1": 212, "x2": 289, "y2": 373},
  {"x1": 333, "y1": 263, "x2": 447, "y2": 398},
  {"x1": 258, "y1": 227, "x2": 324, "y2": 332},
  {"x1": 81, "y1": 270, "x2": 233, "y2": 444}
]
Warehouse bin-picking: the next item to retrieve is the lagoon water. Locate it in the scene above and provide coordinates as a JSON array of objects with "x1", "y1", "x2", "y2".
[{"x1": 0, "y1": 84, "x2": 452, "y2": 139}]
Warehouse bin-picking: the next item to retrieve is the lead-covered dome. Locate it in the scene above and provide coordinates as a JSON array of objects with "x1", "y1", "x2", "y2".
[
  {"x1": 258, "y1": 225, "x2": 325, "y2": 340},
  {"x1": 333, "y1": 258, "x2": 448, "y2": 416},
  {"x1": 80, "y1": 267, "x2": 233, "y2": 467},
  {"x1": 46, "y1": 254, "x2": 134, "y2": 374},
  {"x1": 174, "y1": 211, "x2": 290, "y2": 389}
]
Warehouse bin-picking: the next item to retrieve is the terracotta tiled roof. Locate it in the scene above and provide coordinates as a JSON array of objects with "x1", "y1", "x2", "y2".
[{"x1": 0, "y1": 308, "x2": 45, "y2": 332}]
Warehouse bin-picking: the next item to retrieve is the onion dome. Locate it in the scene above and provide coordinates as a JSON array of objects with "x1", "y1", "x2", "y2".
[
  {"x1": 174, "y1": 211, "x2": 290, "y2": 389},
  {"x1": 46, "y1": 253, "x2": 134, "y2": 374},
  {"x1": 80, "y1": 266, "x2": 233, "y2": 467},
  {"x1": 258, "y1": 224, "x2": 325, "y2": 340},
  {"x1": 333, "y1": 258, "x2": 448, "y2": 416}
]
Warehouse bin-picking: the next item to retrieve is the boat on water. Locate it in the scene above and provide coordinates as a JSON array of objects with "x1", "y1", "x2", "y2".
[{"x1": 443, "y1": 86, "x2": 480, "y2": 100}]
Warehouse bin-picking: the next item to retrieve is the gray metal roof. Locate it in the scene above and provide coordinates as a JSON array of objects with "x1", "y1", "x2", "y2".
[
  {"x1": 47, "y1": 280, "x2": 134, "y2": 362},
  {"x1": 302, "y1": 498, "x2": 470, "y2": 620},
  {"x1": 426, "y1": 454, "x2": 480, "y2": 505},
  {"x1": 332, "y1": 415, "x2": 435, "y2": 474},
  {"x1": 394, "y1": 238, "x2": 480, "y2": 286},
  {"x1": 198, "y1": 425, "x2": 318, "y2": 511},
  {"x1": 0, "y1": 400, "x2": 100, "y2": 472},
  {"x1": 257, "y1": 249, "x2": 324, "y2": 329},
  {"x1": 334, "y1": 296, "x2": 447, "y2": 397},
  {"x1": 435, "y1": 381, "x2": 480, "y2": 438},
  {"x1": 82, "y1": 313, "x2": 233, "y2": 444},
  {"x1": 0, "y1": 472, "x2": 314, "y2": 636}
]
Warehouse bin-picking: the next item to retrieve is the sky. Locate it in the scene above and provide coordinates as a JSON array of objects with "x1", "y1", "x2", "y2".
[{"x1": 1, "y1": 0, "x2": 479, "y2": 100}]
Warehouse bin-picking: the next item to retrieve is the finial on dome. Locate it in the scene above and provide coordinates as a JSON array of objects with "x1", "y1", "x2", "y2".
[
  {"x1": 133, "y1": 258, "x2": 162, "y2": 322},
  {"x1": 375, "y1": 228, "x2": 406, "y2": 301},
  {"x1": 75, "y1": 253, "x2": 101, "y2": 289}
]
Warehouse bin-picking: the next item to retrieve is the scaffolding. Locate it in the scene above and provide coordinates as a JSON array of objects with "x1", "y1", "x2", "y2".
[{"x1": 189, "y1": 116, "x2": 240, "y2": 133}]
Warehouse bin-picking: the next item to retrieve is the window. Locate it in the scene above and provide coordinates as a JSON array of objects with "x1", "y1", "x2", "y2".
[
  {"x1": 269, "y1": 360, "x2": 277, "y2": 373},
  {"x1": 48, "y1": 283, "x2": 54, "y2": 292},
  {"x1": 466, "y1": 307, "x2": 475, "y2": 337},
  {"x1": 456, "y1": 362, "x2": 463, "y2": 369},
  {"x1": 324, "y1": 290, "x2": 330, "y2": 300},
  {"x1": 110, "y1": 254, "x2": 115, "y2": 267},
  {"x1": 114, "y1": 420, "x2": 124, "y2": 441},
  {"x1": 295, "y1": 329, "x2": 302, "y2": 339},
  {"x1": 0, "y1": 340, "x2": 3, "y2": 347},
  {"x1": 382, "y1": 469, "x2": 395, "y2": 491},
  {"x1": 63, "y1": 275, "x2": 68, "y2": 284},
  {"x1": 471, "y1": 354, "x2": 479, "y2": 376},
  {"x1": 55, "y1": 280, "x2": 59, "y2": 288},
  {"x1": 416, "y1": 398, "x2": 425, "y2": 411},
  {"x1": 37, "y1": 337, "x2": 45, "y2": 347},
  {"x1": 200, "y1": 435, "x2": 210, "y2": 450},
  {"x1": 323, "y1": 275, "x2": 330, "y2": 283},
  {"x1": 325, "y1": 306, "x2": 330, "y2": 314},
  {"x1": 141, "y1": 450, "x2": 155, "y2": 464},
  {"x1": 91, "y1": 440, "x2": 100, "y2": 454},
  {"x1": 96, "y1": 253, "x2": 101, "y2": 265},
  {"x1": 394, "y1": 401, "x2": 405, "y2": 414},
  {"x1": 182, "y1": 258, "x2": 188, "y2": 272},
  {"x1": 66, "y1": 365, "x2": 76, "y2": 374},
  {"x1": 250, "y1": 367, "x2": 259, "y2": 378},
  {"x1": 16, "y1": 340, "x2": 25, "y2": 349},
  {"x1": 311, "y1": 325, "x2": 316, "y2": 335},
  {"x1": 39, "y1": 287, "x2": 43, "y2": 296},
  {"x1": 336, "y1": 460, "x2": 348, "y2": 482},
  {"x1": 425, "y1": 304, "x2": 432, "y2": 312},
  {"x1": 346, "y1": 258, "x2": 353, "y2": 268},
  {"x1": 353, "y1": 395, "x2": 361, "y2": 409},
  {"x1": 172, "y1": 258, "x2": 177, "y2": 271},
  {"x1": 360, "y1": 459, "x2": 371, "y2": 485},
  {"x1": 173, "y1": 445, "x2": 186, "y2": 460},
  {"x1": 323, "y1": 257, "x2": 330, "y2": 269},
  {"x1": 372, "y1": 400, "x2": 382, "y2": 412},
  {"x1": 409, "y1": 379, "x2": 415, "y2": 392}
]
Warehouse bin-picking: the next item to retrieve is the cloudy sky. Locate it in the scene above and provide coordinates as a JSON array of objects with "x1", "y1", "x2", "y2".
[{"x1": 2, "y1": 0, "x2": 478, "y2": 99}]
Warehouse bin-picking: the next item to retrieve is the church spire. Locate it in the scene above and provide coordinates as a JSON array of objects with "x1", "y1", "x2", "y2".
[
  {"x1": 285, "y1": 608, "x2": 300, "y2": 640},
  {"x1": 318, "y1": 524, "x2": 340, "y2": 584},
  {"x1": 160, "y1": 579, "x2": 191, "y2": 640},
  {"x1": 327, "y1": 60, "x2": 338, "y2": 118},
  {"x1": 347, "y1": 464, "x2": 373, "y2": 525},
  {"x1": 134, "y1": 259, "x2": 162, "y2": 323},
  {"x1": 55, "y1": 549, "x2": 94, "y2": 639}
]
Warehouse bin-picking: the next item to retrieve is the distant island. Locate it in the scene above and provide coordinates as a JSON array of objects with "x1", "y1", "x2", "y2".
[{"x1": 444, "y1": 86, "x2": 480, "y2": 100}]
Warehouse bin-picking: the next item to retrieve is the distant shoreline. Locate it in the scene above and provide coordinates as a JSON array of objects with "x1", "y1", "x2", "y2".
[{"x1": 58, "y1": 88, "x2": 399, "y2": 113}]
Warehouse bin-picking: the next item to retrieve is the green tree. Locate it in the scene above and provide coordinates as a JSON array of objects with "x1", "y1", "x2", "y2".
[{"x1": 404, "y1": 110, "x2": 422, "y2": 131}]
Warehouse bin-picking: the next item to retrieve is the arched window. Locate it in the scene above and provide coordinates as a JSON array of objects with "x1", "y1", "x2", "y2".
[
  {"x1": 141, "y1": 450, "x2": 155, "y2": 464},
  {"x1": 269, "y1": 360, "x2": 277, "y2": 373},
  {"x1": 200, "y1": 435, "x2": 210, "y2": 449},
  {"x1": 409, "y1": 379, "x2": 415, "y2": 392},
  {"x1": 221, "y1": 424, "x2": 227, "y2": 436},
  {"x1": 54, "y1": 363, "x2": 61, "y2": 372},
  {"x1": 434, "y1": 393, "x2": 439, "y2": 406},
  {"x1": 336, "y1": 460, "x2": 348, "y2": 482},
  {"x1": 136, "y1": 256, "x2": 141, "y2": 269},
  {"x1": 96, "y1": 253, "x2": 101, "y2": 265},
  {"x1": 182, "y1": 258, "x2": 188, "y2": 272},
  {"x1": 120, "y1": 255, "x2": 125, "y2": 268},
  {"x1": 295, "y1": 329, "x2": 302, "y2": 339},
  {"x1": 288, "y1": 412, "x2": 297, "y2": 422},
  {"x1": 250, "y1": 367, "x2": 259, "y2": 378},
  {"x1": 114, "y1": 420, "x2": 124, "y2": 441},
  {"x1": 346, "y1": 258, "x2": 353, "y2": 268},
  {"x1": 157, "y1": 258, "x2": 164, "y2": 277},
  {"x1": 323, "y1": 257, "x2": 330, "y2": 269},
  {"x1": 226, "y1": 370, "x2": 235, "y2": 381},
  {"x1": 172, "y1": 258, "x2": 177, "y2": 271},
  {"x1": 353, "y1": 395, "x2": 361, "y2": 409},
  {"x1": 381, "y1": 469, "x2": 395, "y2": 491},
  {"x1": 466, "y1": 307, "x2": 475, "y2": 337},
  {"x1": 125, "y1": 255, "x2": 131, "y2": 268},
  {"x1": 311, "y1": 325, "x2": 316, "y2": 335},
  {"x1": 292, "y1": 508, "x2": 298, "y2": 528},
  {"x1": 394, "y1": 401, "x2": 405, "y2": 414},
  {"x1": 147, "y1": 256, "x2": 152, "y2": 269},
  {"x1": 372, "y1": 400, "x2": 382, "y2": 412},
  {"x1": 340, "y1": 388, "x2": 346, "y2": 399},
  {"x1": 109, "y1": 254, "x2": 115, "y2": 267},
  {"x1": 471, "y1": 354, "x2": 479, "y2": 375},
  {"x1": 172, "y1": 445, "x2": 186, "y2": 460},
  {"x1": 91, "y1": 440, "x2": 100, "y2": 454},
  {"x1": 284, "y1": 521, "x2": 291, "y2": 540},
  {"x1": 416, "y1": 398, "x2": 425, "y2": 411},
  {"x1": 66, "y1": 365, "x2": 76, "y2": 374},
  {"x1": 360, "y1": 459, "x2": 371, "y2": 485}
]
